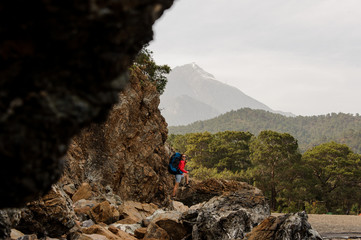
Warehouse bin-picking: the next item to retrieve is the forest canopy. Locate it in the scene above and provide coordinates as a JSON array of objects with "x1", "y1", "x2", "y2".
[
  {"x1": 168, "y1": 130, "x2": 361, "y2": 214},
  {"x1": 169, "y1": 108, "x2": 361, "y2": 153}
]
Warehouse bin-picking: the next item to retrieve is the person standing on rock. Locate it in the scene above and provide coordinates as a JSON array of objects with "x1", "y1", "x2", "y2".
[{"x1": 171, "y1": 154, "x2": 189, "y2": 199}]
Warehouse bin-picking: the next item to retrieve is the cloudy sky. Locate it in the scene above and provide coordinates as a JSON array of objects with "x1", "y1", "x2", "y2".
[{"x1": 149, "y1": 0, "x2": 361, "y2": 116}]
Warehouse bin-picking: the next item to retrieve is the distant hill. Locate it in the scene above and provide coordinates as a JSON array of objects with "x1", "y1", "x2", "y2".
[
  {"x1": 169, "y1": 108, "x2": 361, "y2": 153},
  {"x1": 160, "y1": 63, "x2": 294, "y2": 126}
]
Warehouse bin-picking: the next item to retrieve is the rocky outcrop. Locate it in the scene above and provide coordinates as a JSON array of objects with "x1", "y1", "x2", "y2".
[
  {"x1": 181, "y1": 186, "x2": 270, "y2": 240},
  {"x1": 15, "y1": 184, "x2": 78, "y2": 238},
  {"x1": 245, "y1": 212, "x2": 323, "y2": 240},
  {"x1": 64, "y1": 66, "x2": 172, "y2": 206},
  {"x1": 175, "y1": 178, "x2": 262, "y2": 207},
  {"x1": 0, "y1": 0, "x2": 174, "y2": 209}
]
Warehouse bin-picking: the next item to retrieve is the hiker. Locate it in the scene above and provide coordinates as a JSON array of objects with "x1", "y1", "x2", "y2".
[{"x1": 171, "y1": 154, "x2": 189, "y2": 198}]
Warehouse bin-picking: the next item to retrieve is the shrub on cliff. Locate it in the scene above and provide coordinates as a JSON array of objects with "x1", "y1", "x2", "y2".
[{"x1": 131, "y1": 45, "x2": 171, "y2": 94}]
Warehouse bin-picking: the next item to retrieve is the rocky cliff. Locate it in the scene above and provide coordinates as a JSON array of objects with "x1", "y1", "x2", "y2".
[
  {"x1": 0, "y1": 0, "x2": 174, "y2": 209},
  {"x1": 64, "y1": 66, "x2": 173, "y2": 206}
]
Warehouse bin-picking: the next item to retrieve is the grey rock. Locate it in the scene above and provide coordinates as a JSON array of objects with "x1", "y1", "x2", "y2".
[
  {"x1": 245, "y1": 211, "x2": 322, "y2": 240},
  {"x1": 0, "y1": 208, "x2": 22, "y2": 239},
  {"x1": 182, "y1": 191, "x2": 270, "y2": 240},
  {"x1": 81, "y1": 219, "x2": 95, "y2": 228}
]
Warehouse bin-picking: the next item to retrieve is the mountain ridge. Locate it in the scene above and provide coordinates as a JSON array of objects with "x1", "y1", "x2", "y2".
[
  {"x1": 160, "y1": 63, "x2": 294, "y2": 126},
  {"x1": 169, "y1": 108, "x2": 361, "y2": 153}
]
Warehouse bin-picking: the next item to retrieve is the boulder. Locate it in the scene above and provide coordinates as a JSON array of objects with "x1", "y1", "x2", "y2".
[
  {"x1": 142, "y1": 209, "x2": 187, "y2": 240},
  {"x1": 90, "y1": 201, "x2": 120, "y2": 224},
  {"x1": 181, "y1": 183, "x2": 270, "y2": 240},
  {"x1": 63, "y1": 184, "x2": 77, "y2": 197},
  {"x1": 10, "y1": 229, "x2": 25, "y2": 239},
  {"x1": 171, "y1": 201, "x2": 189, "y2": 213},
  {"x1": 156, "y1": 219, "x2": 187, "y2": 240},
  {"x1": 134, "y1": 227, "x2": 147, "y2": 239},
  {"x1": 245, "y1": 212, "x2": 322, "y2": 240},
  {"x1": 118, "y1": 201, "x2": 158, "y2": 223},
  {"x1": 74, "y1": 199, "x2": 98, "y2": 222},
  {"x1": 81, "y1": 224, "x2": 137, "y2": 240},
  {"x1": 80, "y1": 234, "x2": 108, "y2": 240},
  {"x1": 110, "y1": 223, "x2": 142, "y2": 235},
  {"x1": 81, "y1": 220, "x2": 95, "y2": 228},
  {"x1": 143, "y1": 222, "x2": 170, "y2": 240},
  {"x1": 15, "y1": 184, "x2": 78, "y2": 238},
  {"x1": 72, "y1": 183, "x2": 94, "y2": 203},
  {"x1": 176, "y1": 178, "x2": 258, "y2": 207}
]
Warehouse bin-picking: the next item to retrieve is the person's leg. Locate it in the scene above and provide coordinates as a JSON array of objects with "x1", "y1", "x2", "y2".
[
  {"x1": 184, "y1": 173, "x2": 189, "y2": 185},
  {"x1": 172, "y1": 182, "x2": 179, "y2": 197},
  {"x1": 172, "y1": 174, "x2": 182, "y2": 197}
]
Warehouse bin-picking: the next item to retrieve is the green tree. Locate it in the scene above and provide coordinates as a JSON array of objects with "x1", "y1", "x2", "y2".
[
  {"x1": 249, "y1": 130, "x2": 302, "y2": 211},
  {"x1": 185, "y1": 132, "x2": 214, "y2": 169},
  {"x1": 167, "y1": 134, "x2": 188, "y2": 154},
  {"x1": 131, "y1": 44, "x2": 171, "y2": 94},
  {"x1": 210, "y1": 131, "x2": 253, "y2": 172},
  {"x1": 302, "y1": 141, "x2": 361, "y2": 213}
]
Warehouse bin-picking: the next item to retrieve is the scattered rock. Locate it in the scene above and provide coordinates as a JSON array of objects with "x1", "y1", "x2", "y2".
[
  {"x1": 1, "y1": 178, "x2": 322, "y2": 240},
  {"x1": 10, "y1": 228, "x2": 25, "y2": 239},
  {"x1": 143, "y1": 222, "x2": 170, "y2": 240},
  {"x1": 63, "y1": 184, "x2": 77, "y2": 197},
  {"x1": 81, "y1": 220, "x2": 95, "y2": 228},
  {"x1": 15, "y1": 184, "x2": 78, "y2": 238},
  {"x1": 72, "y1": 183, "x2": 93, "y2": 203},
  {"x1": 81, "y1": 224, "x2": 137, "y2": 240},
  {"x1": 245, "y1": 212, "x2": 322, "y2": 240},
  {"x1": 74, "y1": 199, "x2": 98, "y2": 222},
  {"x1": 134, "y1": 227, "x2": 147, "y2": 239},
  {"x1": 111, "y1": 223, "x2": 142, "y2": 235},
  {"x1": 118, "y1": 201, "x2": 158, "y2": 223},
  {"x1": 156, "y1": 219, "x2": 187, "y2": 240},
  {"x1": 171, "y1": 201, "x2": 189, "y2": 213},
  {"x1": 16, "y1": 233, "x2": 38, "y2": 240},
  {"x1": 90, "y1": 201, "x2": 120, "y2": 225}
]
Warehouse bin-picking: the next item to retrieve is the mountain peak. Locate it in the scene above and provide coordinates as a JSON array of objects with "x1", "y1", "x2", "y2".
[
  {"x1": 191, "y1": 62, "x2": 198, "y2": 68},
  {"x1": 175, "y1": 63, "x2": 216, "y2": 80}
]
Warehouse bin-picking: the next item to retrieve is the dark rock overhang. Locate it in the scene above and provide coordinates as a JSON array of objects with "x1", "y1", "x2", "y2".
[{"x1": 0, "y1": 0, "x2": 174, "y2": 208}]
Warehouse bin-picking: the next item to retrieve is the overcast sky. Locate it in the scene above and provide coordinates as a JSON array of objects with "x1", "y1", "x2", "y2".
[{"x1": 149, "y1": 0, "x2": 361, "y2": 116}]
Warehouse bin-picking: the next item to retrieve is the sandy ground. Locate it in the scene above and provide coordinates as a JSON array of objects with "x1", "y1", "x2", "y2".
[{"x1": 272, "y1": 213, "x2": 361, "y2": 239}]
